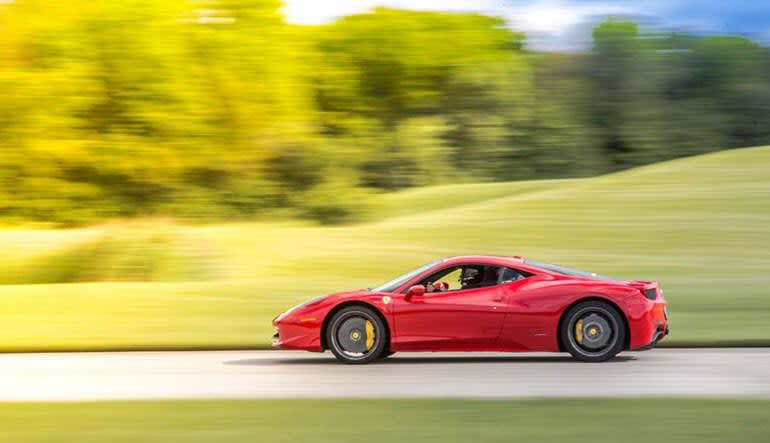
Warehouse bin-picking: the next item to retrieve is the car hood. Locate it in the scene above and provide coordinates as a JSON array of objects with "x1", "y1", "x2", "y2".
[{"x1": 323, "y1": 289, "x2": 375, "y2": 301}]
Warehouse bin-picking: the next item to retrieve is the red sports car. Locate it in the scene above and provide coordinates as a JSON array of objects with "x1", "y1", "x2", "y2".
[{"x1": 272, "y1": 256, "x2": 669, "y2": 363}]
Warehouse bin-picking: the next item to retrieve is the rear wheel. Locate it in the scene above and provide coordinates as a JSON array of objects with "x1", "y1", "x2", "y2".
[
  {"x1": 327, "y1": 306, "x2": 387, "y2": 364},
  {"x1": 561, "y1": 300, "x2": 626, "y2": 362}
]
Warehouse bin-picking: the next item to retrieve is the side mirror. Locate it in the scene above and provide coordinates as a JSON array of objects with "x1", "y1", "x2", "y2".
[{"x1": 405, "y1": 285, "x2": 425, "y2": 301}]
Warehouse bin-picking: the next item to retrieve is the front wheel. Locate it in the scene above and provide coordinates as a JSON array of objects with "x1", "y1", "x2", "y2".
[
  {"x1": 561, "y1": 300, "x2": 626, "y2": 362},
  {"x1": 327, "y1": 306, "x2": 387, "y2": 364}
]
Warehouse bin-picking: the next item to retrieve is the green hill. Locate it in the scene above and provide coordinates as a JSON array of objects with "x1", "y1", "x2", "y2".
[{"x1": 1, "y1": 146, "x2": 769, "y2": 350}]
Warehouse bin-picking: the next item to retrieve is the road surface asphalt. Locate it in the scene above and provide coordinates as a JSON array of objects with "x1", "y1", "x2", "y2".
[{"x1": 0, "y1": 348, "x2": 767, "y2": 401}]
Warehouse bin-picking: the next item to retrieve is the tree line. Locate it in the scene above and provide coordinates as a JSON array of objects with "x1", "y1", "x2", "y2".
[{"x1": 1, "y1": 1, "x2": 768, "y2": 223}]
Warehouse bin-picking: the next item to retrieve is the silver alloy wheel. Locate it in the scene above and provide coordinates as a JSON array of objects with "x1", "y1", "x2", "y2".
[
  {"x1": 567, "y1": 307, "x2": 619, "y2": 358},
  {"x1": 329, "y1": 310, "x2": 380, "y2": 361}
]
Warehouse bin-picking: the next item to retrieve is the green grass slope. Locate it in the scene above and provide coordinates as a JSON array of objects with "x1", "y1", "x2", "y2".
[
  {"x1": 0, "y1": 146, "x2": 769, "y2": 350},
  {"x1": 372, "y1": 178, "x2": 575, "y2": 219}
]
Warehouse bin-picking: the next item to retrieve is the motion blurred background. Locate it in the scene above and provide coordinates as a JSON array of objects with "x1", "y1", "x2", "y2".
[{"x1": 1, "y1": 0, "x2": 770, "y2": 441}]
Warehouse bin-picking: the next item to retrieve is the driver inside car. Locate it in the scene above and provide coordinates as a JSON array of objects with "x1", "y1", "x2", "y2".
[
  {"x1": 425, "y1": 281, "x2": 449, "y2": 293},
  {"x1": 459, "y1": 267, "x2": 483, "y2": 289}
]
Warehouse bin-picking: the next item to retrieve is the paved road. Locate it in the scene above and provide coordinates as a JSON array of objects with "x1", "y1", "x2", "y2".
[{"x1": 0, "y1": 348, "x2": 767, "y2": 401}]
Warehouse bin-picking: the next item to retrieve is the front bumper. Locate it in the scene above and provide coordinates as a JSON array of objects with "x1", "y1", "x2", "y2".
[{"x1": 272, "y1": 318, "x2": 324, "y2": 352}]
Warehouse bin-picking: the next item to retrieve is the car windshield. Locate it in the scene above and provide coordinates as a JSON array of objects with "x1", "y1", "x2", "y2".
[
  {"x1": 373, "y1": 260, "x2": 442, "y2": 293},
  {"x1": 524, "y1": 259, "x2": 615, "y2": 280}
]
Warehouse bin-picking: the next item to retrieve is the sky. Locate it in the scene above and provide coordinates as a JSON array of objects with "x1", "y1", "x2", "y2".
[{"x1": 282, "y1": 0, "x2": 770, "y2": 50}]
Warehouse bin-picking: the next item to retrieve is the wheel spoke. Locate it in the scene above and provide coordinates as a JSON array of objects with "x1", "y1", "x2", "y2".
[{"x1": 579, "y1": 313, "x2": 611, "y2": 350}]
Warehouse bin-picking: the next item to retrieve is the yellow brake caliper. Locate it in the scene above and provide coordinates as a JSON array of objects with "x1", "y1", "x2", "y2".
[
  {"x1": 575, "y1": 319, "x2": 584, "y2": 344},
  {"x1": 365, "y1": 320, "x2": 376, "y2": 351}
]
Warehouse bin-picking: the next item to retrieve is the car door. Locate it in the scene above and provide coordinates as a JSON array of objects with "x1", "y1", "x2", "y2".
[
  {"x1": 496, "y1": 273, "x2": 558, "y2": 352},
  {"x1": 392, "y1": 269, "x2": 508, "y2": 351}
]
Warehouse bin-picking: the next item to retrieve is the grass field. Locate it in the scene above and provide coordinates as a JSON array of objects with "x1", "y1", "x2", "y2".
[
  {"x1": 1, "y1": 399, "x2": 769, "y2": 443},
  {"x1": 0, "y1": 146, "x2": 769, "y2": 350}
]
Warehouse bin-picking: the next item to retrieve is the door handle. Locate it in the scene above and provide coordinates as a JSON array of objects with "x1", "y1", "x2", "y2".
[{"x1": 493, "y1": 297, "x2": 504, "y2": 302}]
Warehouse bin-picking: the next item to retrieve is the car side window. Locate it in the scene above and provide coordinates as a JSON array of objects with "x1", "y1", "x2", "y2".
[
  {"x1": 417, "y1": 264, "x2": 507, "y2": 293},
  {"x1": 436, "y1": 268, "x2": 462, "y2": 291},
  {"x1": 499, "y1": 267, "x2": 531, "y2": 283},
  {"x1": 416, "y1": 266, "x2": 460, "y2": 292}
]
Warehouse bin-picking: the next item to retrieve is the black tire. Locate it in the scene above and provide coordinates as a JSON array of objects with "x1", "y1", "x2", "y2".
[
  {"x1": 561, "y1": 300, "x2": 626, "y2": 362},
  {"x1": 327, "y1": 306, "x2": 387, "y2": 364}
]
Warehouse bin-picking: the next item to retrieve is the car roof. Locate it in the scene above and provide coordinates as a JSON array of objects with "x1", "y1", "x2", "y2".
[
  {"x1": 440, "y1": 255, "x2": 525, "y2": 265},
  {"x1": 438, "y1": 255, "x2": 559, "y2": 274},
  {"x1": 438, "y1": 256, "x2": 620, "y2": 282}
]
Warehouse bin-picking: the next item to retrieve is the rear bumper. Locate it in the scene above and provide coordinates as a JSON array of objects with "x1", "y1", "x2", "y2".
[
  {"x1": 627, "y1": 297, "x2": 669, "y2": 350},
  {"x1": 633, "y1": 324, "x2": 669, "y2": 351}
]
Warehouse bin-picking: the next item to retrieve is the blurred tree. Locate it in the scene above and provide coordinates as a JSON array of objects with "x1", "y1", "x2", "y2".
[
  {"x1": 313, "y1": 8, "x2": 528, "y2": 188},
  {"x1": 0, "y1": 4, "x2": 768, "y2": 224},
  {"x1": 528, "y1": 53, "x2": 606, "y2": 177},
  {"x1": 584, "y1": 20, "x2": 639, "y2": 168}
]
